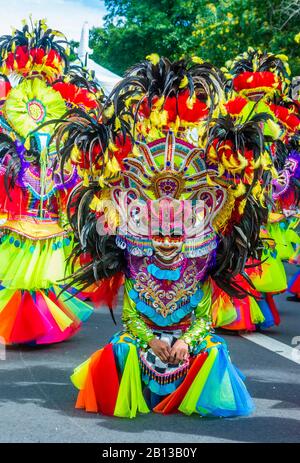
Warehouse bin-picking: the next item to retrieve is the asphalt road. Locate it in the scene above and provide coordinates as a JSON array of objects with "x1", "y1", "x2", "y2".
[{"x1": 0, "y1": 264, "x2": 299, "y2": 443}]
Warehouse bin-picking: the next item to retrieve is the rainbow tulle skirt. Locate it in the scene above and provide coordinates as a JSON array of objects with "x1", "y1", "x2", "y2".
[
  {"x1": 0, "y1": 230, "x2": 93, "y2": 345},
  {"x1": 212, "y1": 250, "x2": 285, "y2": 332},
  {"x1": 71, "y1": 331, "x2": 254, "y2": 418}
]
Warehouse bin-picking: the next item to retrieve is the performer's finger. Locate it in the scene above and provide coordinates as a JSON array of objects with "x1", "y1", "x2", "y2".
[
  {"x1": 170, "y1": 349, "x2": 179, "y2": 363},
  {"x1": 164, "y1": 344, "x2": 171, "y2": 354},
  {"x1": 162, "y1": 344, "x2": 171, "y2": 355},
  {"x1": 177, "y1": 350, "x2": 184, "y2": 362},
  {"x1": 159, "y1": 350, "x2": 169, "y2": 363},
  {"x1": 168, "y1": 353, "x2": 175, "y2": 363},
  {"x1": 180, "y1": 349, "x2": 188, "y2": 362},
  {"x1": 172, "y1": 355, "x2": 179, "y2": 364}
]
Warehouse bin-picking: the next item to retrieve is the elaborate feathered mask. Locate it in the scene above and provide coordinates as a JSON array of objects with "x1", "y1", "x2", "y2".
[{"x1": 54, "y1": 56, "x2": 275, "y2": 297}]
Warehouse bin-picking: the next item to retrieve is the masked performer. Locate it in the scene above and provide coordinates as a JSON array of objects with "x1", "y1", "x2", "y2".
[
  {"x1": 213, "y1": 49, "x2": 300, "y2": 331},
  {"x1": 52, "y1": 55, "x2": 279, "y2": 418},
  {"x1": 0, "y1": 20, "x2": 99, "y2": 345}
]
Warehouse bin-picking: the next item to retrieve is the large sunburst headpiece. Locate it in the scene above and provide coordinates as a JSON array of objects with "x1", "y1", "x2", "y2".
[
  {"x1": 3, "y1": 77, "x2": 66, "y2": 140},
  {"x1": 122, "y1": 131, "x2": 206, "y2": 201},
  {"x1": 111, "y1": 130, "x2": 226, "y2": 258}
]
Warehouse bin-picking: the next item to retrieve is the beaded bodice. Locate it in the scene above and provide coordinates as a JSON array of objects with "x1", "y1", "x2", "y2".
[{"x1": 126, "y1": 253, "x2": 212, "y2": 327}]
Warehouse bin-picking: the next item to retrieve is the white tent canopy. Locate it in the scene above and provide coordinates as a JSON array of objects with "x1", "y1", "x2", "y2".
[
  {"x1": 86, "y1": 58, "x2": 120, "y2": 95},
  {"x1": 77, "y1": 21, "x2": 120, "y2": 95}
]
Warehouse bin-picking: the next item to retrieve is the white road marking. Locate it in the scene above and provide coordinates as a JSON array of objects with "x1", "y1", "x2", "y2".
[{"x1": 241, "y1": 332, "x2": 300, "y2": 365}]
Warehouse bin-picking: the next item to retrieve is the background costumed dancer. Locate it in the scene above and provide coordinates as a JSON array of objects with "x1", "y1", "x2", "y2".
[
  {"x1": 0, "y1": 19, "x2": 102, "y2": 345},
  {"x1": 212, "y1": 49, "x2": 300, "y2": 331}
]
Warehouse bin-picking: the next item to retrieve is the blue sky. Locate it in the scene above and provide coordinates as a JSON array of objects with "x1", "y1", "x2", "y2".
[{"x1": 0, "y1": 0, "x2": 107, "y2": 41}]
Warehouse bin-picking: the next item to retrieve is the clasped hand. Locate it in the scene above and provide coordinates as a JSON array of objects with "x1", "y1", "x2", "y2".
[{"x1": 148, "y1": 338, "x2": 189, "y2": 364}]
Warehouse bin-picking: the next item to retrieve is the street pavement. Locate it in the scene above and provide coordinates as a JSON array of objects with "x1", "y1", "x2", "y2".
[{"x1": 0, "y1": 264, "x2": 299, "y2": 443}]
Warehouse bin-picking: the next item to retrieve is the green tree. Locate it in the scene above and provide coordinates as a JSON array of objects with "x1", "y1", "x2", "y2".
[
  {"x1": 90, "y1": 0, "x2": 300, "y2": 76},
  {"x1": 191, "y1": 0, "x2": 300, "y2": 74},
  {"x1": 69, "y1": 40, "x2": 79, "y2": 62}
]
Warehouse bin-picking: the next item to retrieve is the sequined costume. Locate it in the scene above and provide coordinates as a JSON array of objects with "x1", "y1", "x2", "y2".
[
  {"x1": 54, "y1": 55, "x2": 280, "y2": 418},
  {"x1": 213, "y1": 49, "x2": 300, "y2": 331},
  {"x1": 0, "y1": 20, "x2": 101, "y2": 345}
]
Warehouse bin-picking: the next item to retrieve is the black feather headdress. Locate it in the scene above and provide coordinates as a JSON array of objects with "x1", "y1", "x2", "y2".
[
  {"x1": 53, "y1": 107, "x2": 108, "y2": 175},
  {"x1": 230, "y1": 49, "x2": 288, "y2": 77},
  {"x1": 51, "y1": 102, "x2": 128, "y2": 296},
  {"x1": 54, "y1": 63, "x2": 104, "y2": 98},
  {"x1": 226, "y1": 48, "x2": 290, "y2": 96},
  {"x1": 205, "y1": 113, "x2": 272, "y2": 296},
  {"x1": 107, "y1": 56, "x2": 224, "y2": 134},
  {"x1": 62, "y1": 182, "x2": 126, "y2": 296},
  {"x1": 0, "y1": 18, "x2": 70, "y2": 81}
]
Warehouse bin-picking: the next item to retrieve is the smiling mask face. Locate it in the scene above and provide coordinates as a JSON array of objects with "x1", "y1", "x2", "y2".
[{"x1": 151, "y1": 235, "x2": 184, "y2": 263}]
